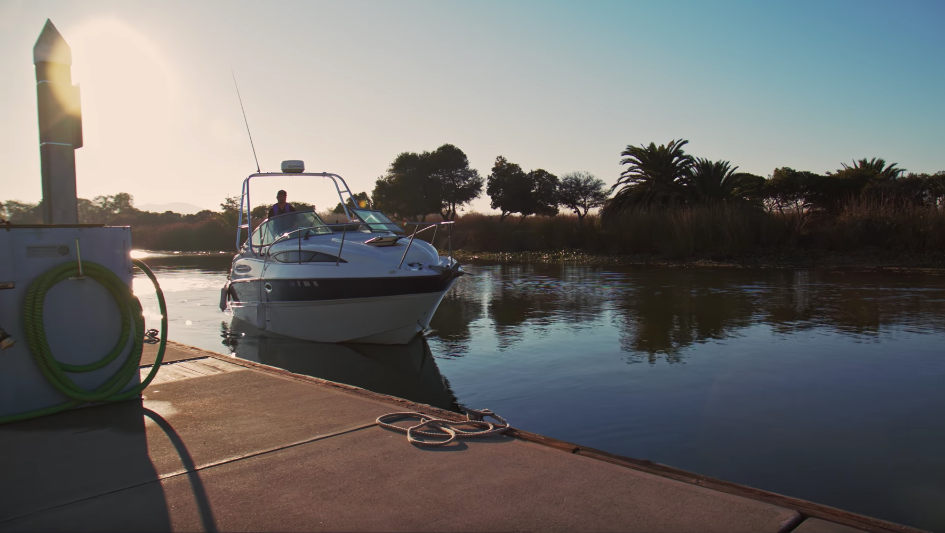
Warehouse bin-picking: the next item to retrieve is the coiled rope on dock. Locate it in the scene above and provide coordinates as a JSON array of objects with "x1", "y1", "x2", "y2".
[{"x1": 377, "y1": 407, "x2": 510, "y2": 447}]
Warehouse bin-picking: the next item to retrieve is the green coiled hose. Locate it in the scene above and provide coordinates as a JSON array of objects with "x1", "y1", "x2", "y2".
[{"x1": 0, "y1": 259, "x2": 167, "y2": 424}]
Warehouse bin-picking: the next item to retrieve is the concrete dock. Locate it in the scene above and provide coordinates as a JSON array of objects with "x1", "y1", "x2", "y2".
[{"x1": 0, "y1": 342, "x2": 923, "y2": 532}]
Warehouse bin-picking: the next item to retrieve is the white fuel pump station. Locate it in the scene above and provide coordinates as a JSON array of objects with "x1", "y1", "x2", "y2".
[{"x1": 0, "y1": 21, "x2": 167, "y2": 423}]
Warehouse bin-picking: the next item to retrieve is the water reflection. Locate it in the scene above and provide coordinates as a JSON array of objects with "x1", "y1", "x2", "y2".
[
  {"x1": 759, "y1": 271, "x2": 945, "y2": 337},
  {"x1": 427, "y1": 272, "x2": 485, "y2": 356},
  {"x1": 615, "y1": 271, "x2": 757, "y2": 361},
  {"x1": 434, "y1": 265, "x2": 945, "y2": 361},
  {"x1": 221, "y1": 320, "x2": 460, "y2": 412},
  {"x1": 135, "y1": 256, "x2": 945, "y2": 363},
  {"x1": 478, "y1": 264, "x2": 613, "y2": 350}
]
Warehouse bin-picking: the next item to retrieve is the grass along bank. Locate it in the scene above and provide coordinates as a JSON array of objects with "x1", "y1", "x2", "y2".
[{"x1": 434, "y1": 203, "x2": 945, "y2": 270}]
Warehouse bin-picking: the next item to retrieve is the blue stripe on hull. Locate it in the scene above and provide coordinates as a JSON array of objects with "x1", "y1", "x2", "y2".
[{"x1": 230, "y1": 274, "x2": 455, "y2": 303}]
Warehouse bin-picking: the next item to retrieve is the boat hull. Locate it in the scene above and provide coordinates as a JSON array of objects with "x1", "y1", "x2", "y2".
[{"x1": 229, "y1": 285, "x2": 454, "y2": 344}]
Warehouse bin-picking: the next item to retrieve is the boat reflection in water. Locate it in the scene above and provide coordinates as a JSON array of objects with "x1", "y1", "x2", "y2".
[{"x1": 220, "y1": 319, "x2": 460, "y2": 412}]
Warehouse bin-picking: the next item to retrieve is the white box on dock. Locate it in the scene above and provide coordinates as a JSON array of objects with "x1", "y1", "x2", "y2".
[{"x1": 0, "y1": 226, "x2": 138, "y2": 419}]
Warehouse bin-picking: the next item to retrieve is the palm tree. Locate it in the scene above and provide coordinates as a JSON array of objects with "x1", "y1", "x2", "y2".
[
  {"x1": 839, "y1": 158, "x2": 905, "y2": 181},
  {"x1": 682, "y1": 158, "x2": 764, "y2": 204},
  {"x1": 603, "y1": 139, "x2": 693, "y2": 219}
]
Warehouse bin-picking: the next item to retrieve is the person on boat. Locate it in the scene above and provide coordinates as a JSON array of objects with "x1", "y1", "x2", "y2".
[{"x1": 268, "y1": 190, "x2": 296, "y2": 219}]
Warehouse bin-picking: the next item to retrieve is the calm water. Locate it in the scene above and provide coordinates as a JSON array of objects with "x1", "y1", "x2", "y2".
[{"x1": 133, "y1": 252, "x2": 945, "y2": 531}]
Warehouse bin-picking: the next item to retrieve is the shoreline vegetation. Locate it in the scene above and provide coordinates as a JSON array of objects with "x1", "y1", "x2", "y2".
[{"x1": 3, "y1": 140, "x2": 943, "y2": 271}]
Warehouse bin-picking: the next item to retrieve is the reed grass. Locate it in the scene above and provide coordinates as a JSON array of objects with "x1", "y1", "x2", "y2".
[
  {"x1": 128, "y1": 202, "x2": 945, "y2": 259},
  {"x1": 132, "y1": 218, "x2": 232, "y2": 252},
  {"x1": 448, "y1": 202, "x2": 945, "y2": 258}
]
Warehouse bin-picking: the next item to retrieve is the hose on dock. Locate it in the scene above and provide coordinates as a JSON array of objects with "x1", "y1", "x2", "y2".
[{"x1": 0, "y1": 259, "x2": 167, "y2": 424}]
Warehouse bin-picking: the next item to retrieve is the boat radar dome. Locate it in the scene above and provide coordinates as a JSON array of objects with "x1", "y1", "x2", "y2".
[{"x1": 281, "y1": 160, "x2": 304, "y2": 173}]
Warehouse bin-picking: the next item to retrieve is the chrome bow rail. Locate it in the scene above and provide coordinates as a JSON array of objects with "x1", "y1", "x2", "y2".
[{"x1": 400, "y1": 221, "x2": 454, "y2": 269}]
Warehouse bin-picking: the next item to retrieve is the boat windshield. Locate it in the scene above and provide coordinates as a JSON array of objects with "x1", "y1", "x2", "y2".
[
  {"x1": 250, "y1": 211, "x2": 331, "y2": 246},
  {"x1": 350, "y1": 208, "x2": 403, "y2": 233}
]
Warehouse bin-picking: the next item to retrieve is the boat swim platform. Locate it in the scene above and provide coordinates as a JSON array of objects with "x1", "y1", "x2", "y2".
[{"x1": 0, "y1": 341, "x2": 923, "y2": 533}]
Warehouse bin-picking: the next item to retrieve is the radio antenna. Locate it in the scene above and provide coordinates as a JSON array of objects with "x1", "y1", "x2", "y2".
[{"x1": 232, "y1": 70, "x2": 260, "y2": 173}]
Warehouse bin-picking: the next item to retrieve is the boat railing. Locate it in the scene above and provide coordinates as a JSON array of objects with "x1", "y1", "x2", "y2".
[
  {"x1": 236, "y1": 171, "x2": 360, "y2": 254},
  {"x1": 265, "y1": 222, "x2": 352, "y2": 268},
  {"x1": 262, "y1": 220, "x2": 455, "y2": 269},
  {"x1": 400, "y1": 221, "x2": 454, "y2": 269}
]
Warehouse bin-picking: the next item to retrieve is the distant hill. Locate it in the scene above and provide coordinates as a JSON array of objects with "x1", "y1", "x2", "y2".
[{"x1": 138, "y1": 202, "x2": 206, "y2": 215}]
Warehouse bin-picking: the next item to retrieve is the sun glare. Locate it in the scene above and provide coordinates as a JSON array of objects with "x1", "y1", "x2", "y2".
[
  {"x1": 68, "y1": 18, "x2": 179, "y2": 176},
  {"x1": 71, "y1": 18, "x2": 177, "y2": 96}
]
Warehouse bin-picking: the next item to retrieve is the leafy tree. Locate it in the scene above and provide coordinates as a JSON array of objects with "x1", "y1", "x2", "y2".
[
  {"x1": 250, "y1": 205, "x2": 269, "y2": 220},
  {"x1": 486, "y1": 156, "x2": 529, "y2": 222},
  {"x1": 486, "y1": 156, "x2": 559, "y2": 222},
  {"x1": 682, "y1": 159, "x2": 764, "y2": 205},
  {"x1": 558, "y1": 172, "x2": 608, "y2": 223},
  {"x1": 927, "y1": 171, "x2": 945, "y2": 207},
  {"x1": 220, "y1": 196, "x2": 241, "y2": 226},
  {"x1": 371, "y1": 144, "x2": 481, "y2": 221},
  {"x1": 807, "y1": 158, "x2": 907, "y2": 213},
  {"x1": 1, "y1": 200, "x2": 43, "y2": 223},
  {"x1": 762, "y1": 167, "x2": 826, "y2": 236},
  {"x1": 525, "y1": 169, "x2": 560, "y2": 218},
  {"x1": 858, "y1": 171, "x2": 945, "y2": 208},
  {"x1": 428, "y1": 144, "x2": 483, "y2": 220},
  {"x1": 93, "y1": 193, "x2": 136, "y2": 216},
  {"x1": 220, "y1": 196, "x2": 240, "y2": 213},
  {"x1": 333, "y1": 192, "x2": 371, "y2": 214},
  {"x1": 77, "y1": 198, "x2": 107, "y2": 223},
  {"x1": 874, "y1": 173, "x2": 930, "y2": 207},
  {"x1": 373, "y1": 152, "x2": 443, "y2": 221},
  {"x1": 604, "y1": 139, "x2": 693, "y2": 220}
]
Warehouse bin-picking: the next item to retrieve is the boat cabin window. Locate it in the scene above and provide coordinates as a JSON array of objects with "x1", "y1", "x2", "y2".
[
  {"x1": 270, "y1": 251, "x2": 347, "y2": 264},
  {"x1": 350, "y1": 208, "x2": 403, "y2": 233},
  {"x1": 250, "y1": 211, "x2": 331, "y2": 246}
]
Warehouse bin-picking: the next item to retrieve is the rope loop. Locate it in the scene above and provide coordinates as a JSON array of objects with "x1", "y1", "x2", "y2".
[
  {"x1": 144, "y1": 328, "x2": 161, "y2": 344},
  {"x1": 464, "y1": 407, "x2": 508, "y2": 428},
  {"x1": 407, "y1": 419, "x2": 457, "y2": 447},
  {"x1": 377, "y1": 408, "x2": 510, "y2": 447}
]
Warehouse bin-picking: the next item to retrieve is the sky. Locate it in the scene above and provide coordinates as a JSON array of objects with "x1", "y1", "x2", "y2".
[{"x1": 1, "y1": 0, "x2": 944, "y2": 214}]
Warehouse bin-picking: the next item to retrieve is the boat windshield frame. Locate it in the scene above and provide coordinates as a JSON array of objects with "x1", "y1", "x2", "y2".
[
  {"x1": 249, "y1": 211, "x2": 333, "y2": 247},
  {"x1": 237, "y1": 171, "x2": 360, "y2": 254},
  {"x1": 349, "y1": 208, "x2": 404, "y2": 233}
]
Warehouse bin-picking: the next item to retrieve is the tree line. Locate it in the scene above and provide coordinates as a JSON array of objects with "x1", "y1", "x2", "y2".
[
  {"x1": 602, "y1": 138, "x2": 945, "y2": 220},
  {"x1": 368, "y1": 140, "x2": 945, "y2": 225},
  {"x1": 371, "y1": 143, "x2": 608, "y2": 224},
  {"x1": 0, "y1": 193, "x2": 229, "y2": 227},
  {"x1": 3, "y1": 139, "x2": 943, "y2": 255}
]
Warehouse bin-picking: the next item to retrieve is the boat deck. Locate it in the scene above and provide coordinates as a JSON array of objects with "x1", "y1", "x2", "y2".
[{"x1": 0, "y1": 342, "x2": 921, "y2": 532}]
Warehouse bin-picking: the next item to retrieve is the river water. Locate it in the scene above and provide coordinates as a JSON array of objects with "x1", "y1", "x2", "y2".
[{"x1": 132, "y1": 252, "x2": 945, "y2": 531}]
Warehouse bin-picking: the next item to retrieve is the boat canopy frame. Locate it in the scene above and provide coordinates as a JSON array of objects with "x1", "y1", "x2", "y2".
[
  {"x1": 236, "y1": 172, "x2": 360, "y2": 253},
  {"x1": 235, "y1": 171, "x2": 457, "y2": 270}
]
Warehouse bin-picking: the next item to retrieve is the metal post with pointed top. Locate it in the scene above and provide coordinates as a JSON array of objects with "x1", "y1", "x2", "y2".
[{"x1": 34, "y1": 19, "x2": 82, "y2": 225}]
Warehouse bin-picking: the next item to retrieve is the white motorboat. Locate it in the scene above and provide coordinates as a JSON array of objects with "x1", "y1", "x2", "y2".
[{"x1": 220, "y1": 161, "x2": 463, "y2": 344}]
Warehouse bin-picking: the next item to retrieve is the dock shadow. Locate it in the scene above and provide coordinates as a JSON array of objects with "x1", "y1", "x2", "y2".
[
  {"x1": 143, "y1": 408, "x2": 217, "y2": 533},
  {"x1": 0, "y1": 401, "x2": 220, "y2": 532},
  {"x1": 0, "y1": 400, "x2": 171, "y2": 529}
]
